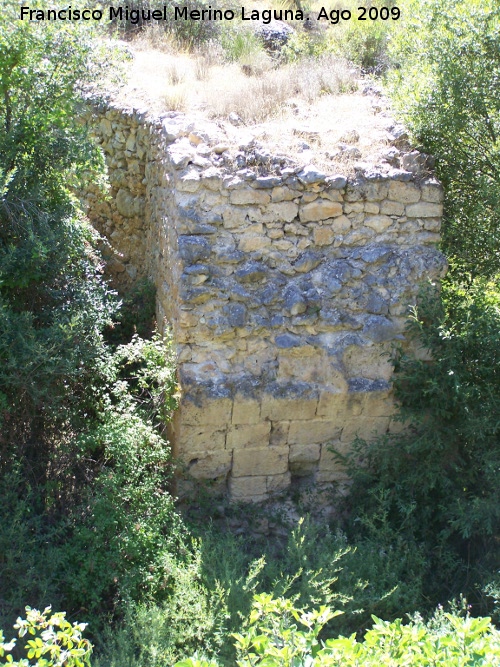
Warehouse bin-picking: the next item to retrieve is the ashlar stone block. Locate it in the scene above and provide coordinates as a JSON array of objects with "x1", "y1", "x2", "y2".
[
  {"x1": 232, "y1": 447, "x2": 289, "y2": 477},
  {"x1": 270, "y1": 421, "x2": 290, "y2": 446},
  {"x1": 316, "y1": 443, "x2": 350, "y2": 482},
  {"x1": 181, "y1": 397, "x2": 233, "y2": 426},
  {"x1": 187, "y1": 450, "x2": 232, "y2": 479},
  {"x1": 229, "y1": 475, "x2": 267, "y2": 502},
  {"x1": 261, "y1": 394, "x2": 318, "y2": 421},
  {"x1": 313, "y1": 227, "x2": 334, "y2": 246},
  {"x1": 289, "y1": 444, "x2": 321, "y2": 476},
  {"x1": 277, "y1": 347, "x2": 329, "y2": 383},
  {"x1": 388, "y1": 181, "x2": 421, "y2": 204},
  {"x1": 342, "y1": 345, "x2": 394, "y2": 382},
  {"x1": 265, "y1": 202, "x2": 299, "y2": 222},
  {"x1": 267, "y1": 471, "x2": 291, "y2": 494},
  {"x1": 421, "y1": 179, "x2": 444, "y2": 203},
  {"x1": 238, "y1": 234, "x2": 271, "y2": 252},
  {"x1": 232, "y1": 398, "x2": 261, "y2": 425},
  {"x1": 177, "y1": 425, "x2": 226, "y2": 453},
  {"x1": 227, "y1": 422, "x2": 271, "y2": 449},
  {"x1": 271, "y1": 186, "x2": 297, "y2": 202},
  {"x1": 316, "y1": 391, "x2": 351, "y2": 419},
  {"x1": 364, "y1": 215, "x2": 393, "y2": 232},
  {"x1": 406, "y1": 202, "x2": 443, "y2": 218},
  {"x1": 230, "y1": 189, "x2": 271, "y2": 206},
  {"x1": 299, "y1": 199, "x2": 343, "y2": 222},
  {"x1": 380, "y1": 200, "x2": 405, "y2": 216},
  {"x1": 331, "y1": 215, "x2": 351, "y2": 233},
  {"x1": 288, "y1": 420, "x2": 342, "y2": 445}
]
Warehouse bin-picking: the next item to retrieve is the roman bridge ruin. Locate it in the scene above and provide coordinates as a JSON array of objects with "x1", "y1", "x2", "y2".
[{"x1": 83, "y1": 100, "x2": 446, "y2": 502}]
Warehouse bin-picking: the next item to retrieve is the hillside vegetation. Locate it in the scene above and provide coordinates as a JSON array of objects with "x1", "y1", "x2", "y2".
[{"x1": 1, "y1": 0, "x2": 500, "y2": 665}]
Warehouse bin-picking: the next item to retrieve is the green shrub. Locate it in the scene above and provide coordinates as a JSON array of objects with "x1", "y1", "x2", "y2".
[
  {"x1": 0, "y1": 607, "x2": 92, "y2": 667},
  {"x1": 218, "y1": 25, "x2": 266, "y2": 64},
  {"x1": 104, "y1": 0, "x2": 224, "y2": 47},
  {"x1": 105, "y1": 280, "x2": 157, "y2": 346},
  {"x1": 388, "y1": 0, "x2": 500, "y2": 277},
  {"x1": 93, "y1": 550, "x2": 229, "y2": 667},
  {"x1": 0, "y1": 330, "x2": 184, "y2": 629},
  {"x1": 176, "y1": 594, "x2": 500, "y2": 667},
  {"x1": 0, "y1": 14, "x2": 184, "y2": 632},
  {"x1": 340, "y1": 279, "x2": 500, "y2": 613},
  {"x1": 283, "y1": 0, "x2": 400, "y2": 72},
  {"x1": 184, "y1": 512, "x2": 428, "y2": 659}
]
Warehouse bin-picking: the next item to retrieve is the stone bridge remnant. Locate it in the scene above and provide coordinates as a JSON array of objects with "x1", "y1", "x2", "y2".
[{"x1": 84, "y1": 101, "x2": 446, "y2": 502}]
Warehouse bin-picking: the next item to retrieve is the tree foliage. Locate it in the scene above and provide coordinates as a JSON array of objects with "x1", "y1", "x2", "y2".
[
  {"x1": 0, "y1": 11, "x2": 184, "y2": 630},
  {"x1": 341, "y1": 280, "x2": 500, "y2": 613},
  {"x1": 389, "y1": 0, "x2": 500, "y2": 278}
]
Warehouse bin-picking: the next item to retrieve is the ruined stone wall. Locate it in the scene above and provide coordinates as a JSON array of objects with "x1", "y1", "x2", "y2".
[{"x1": 84, "y1": 102, "x2": 447, "y2": 502}]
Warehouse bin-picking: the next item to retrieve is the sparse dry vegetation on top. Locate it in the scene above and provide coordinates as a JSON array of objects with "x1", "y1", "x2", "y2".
[{"x1": 101, "y1": 0, "x2": 405, "y2": 170}]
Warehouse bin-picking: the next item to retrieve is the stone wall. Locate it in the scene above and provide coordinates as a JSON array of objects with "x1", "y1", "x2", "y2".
[{"x1": 84, "y1": 101, "x2": 447, "y2": 502}]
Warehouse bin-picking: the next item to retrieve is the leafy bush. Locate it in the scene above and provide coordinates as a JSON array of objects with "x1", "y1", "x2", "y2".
[
  {"x1": 0, "y1": 10, "x2": 185, "y2": 635},
  {"x1": 176, "y1": 594, "x2": 500, "y2": 667},
  {"x1": 176, "y1": 512, "x2": 427, "y2": 662},
  {"x1": 104, "y1": 0, "x2": 224, "y2": 46},
  {"x1": 0, "y1": 607, "x2": 92, "y2": 667},
  {"x1": 105, "y1": 279, "x2": 157, "y2": 345},
  {"x1": 340, "y1": 279, "x2": 500, "y2": 613},
  {"x1": 388, "y1": 0, "x2": 500, "y2": 277},
  {"x1": 218, "y1": 25, "x2": 267, "y2": 64},
  {"x1": 283, "y1": 0, "x2": 399, "y2": 72},
  {"x1": 0, "y1": 330, "x2": 184, "y2": 628},
  {"x1": 93, "y1": 550, "x2": 229, "y2": 667}
]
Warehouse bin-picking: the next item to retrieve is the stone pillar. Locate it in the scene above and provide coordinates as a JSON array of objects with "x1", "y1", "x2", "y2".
[{"x1": 85, "y1": 104, "x2": 447, "y2": 502}]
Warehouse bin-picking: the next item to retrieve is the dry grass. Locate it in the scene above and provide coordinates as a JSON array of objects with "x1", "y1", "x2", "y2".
[
  {"x1": 165, "y1": 61, "x2": 186, "y2": 86},
  {"x1": 201, "y1": 55, "x2": 357, "y2": 123},
  {"x1": 162, "y1": 86, "x2": 188, "y2": 112},
  {"x1": 106, "y1": 43, "x2": 395, "y2": 174},
  {"x1": 131, "y1": 23, "x2": 181, "y2": 53}
]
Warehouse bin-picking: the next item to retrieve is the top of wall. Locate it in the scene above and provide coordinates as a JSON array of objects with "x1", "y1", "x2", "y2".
[
  {"x1": 91, "y1": 94, "x2": 433, "y2": 189},
  {"x1": 95, "y1": 44, "x2": 428, "y2": 182}
]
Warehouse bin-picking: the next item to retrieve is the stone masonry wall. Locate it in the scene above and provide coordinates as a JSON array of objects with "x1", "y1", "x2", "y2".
[{"x1": 84, "y1": 101, "x2": 447, "y2": 502}]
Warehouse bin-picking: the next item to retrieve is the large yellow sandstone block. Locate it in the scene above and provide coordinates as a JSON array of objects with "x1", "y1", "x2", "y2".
[
  {"x1": 232, "y1": 446, "x2": 289, "y2": 477},
  {"x1": 316, "y1": 392, "x2": 353, "y2": 419},
  {"x1": 228, "y1": 475, "x2": 267, "y2": 502},
  {"x1": 226, "y1": 422, "x2": 271, "y2": 449},
  {"x1": 232, "y1": 398, "x2": 261, "y2": 425},
  {"x1": 181, "y1": 398, "x2": 233, "y2": 426},
  {"x1": 299, "y1": 199, "x2": 343, "y2": 222},
  {"x1": 261, "y1": 394, "x2": 318, "y2": 421},
  {"x1": 316, "y1": 443, "x2": 350, "y2": 482},
  {"x1": 266, "y1": 471, "x2": 291, "y2": 494},
  {"x1": 388, "y1": 181, "x2": 421, "y2": 204},
  {"x1": 405, "y1": 202, "x2": 443, "y2": 218},
  {"x1": 177, "y1": 425, "x2": 226, "y2": 453},
  {"x1": 289, "y1": 444, "x2": 321, "y2": 476},
  {"x1": 186, "y1": 450, "x2": 232, "y2": 479},
  {"x1": 230, "y1": 189, "x2": 271, "y2": 206},
  {"x1": 288, "y1": 419, "x2": 342, "y2": 445}
]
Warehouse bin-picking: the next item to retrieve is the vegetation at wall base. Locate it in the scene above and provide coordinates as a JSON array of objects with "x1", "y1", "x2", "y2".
[{"x1": 337, "y1": 278, "x2": 500, "y2": 618}]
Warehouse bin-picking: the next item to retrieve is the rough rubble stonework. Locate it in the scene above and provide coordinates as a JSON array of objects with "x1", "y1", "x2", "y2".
[{"x1": 83, "y1": 101, "x2": 447, "y2": 502}]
